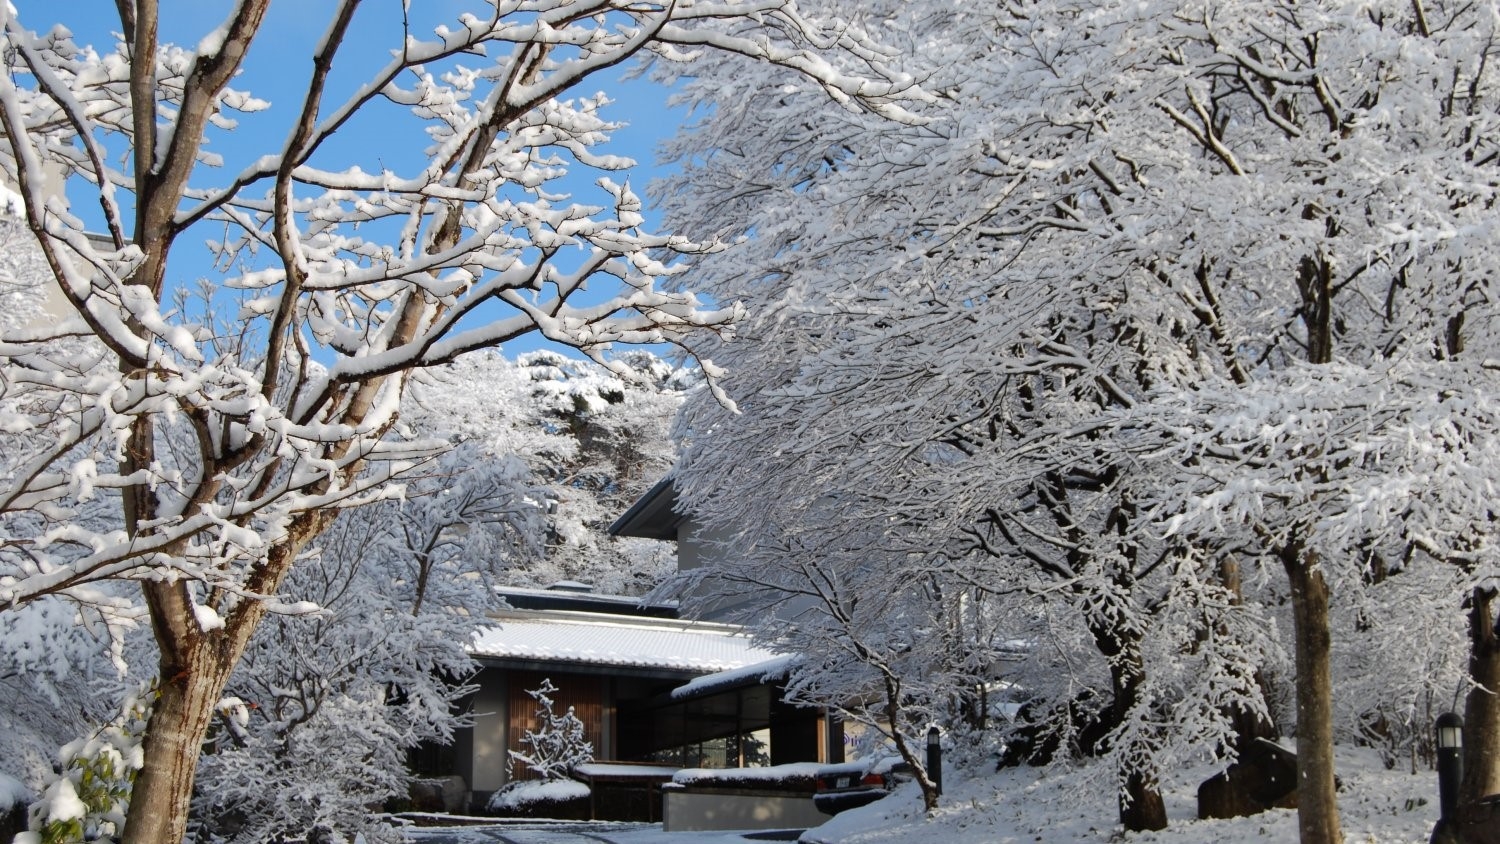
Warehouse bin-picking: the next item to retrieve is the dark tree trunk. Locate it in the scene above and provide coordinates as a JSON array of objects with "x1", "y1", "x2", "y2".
[
  {"x1": 1283, "y1": 550, "x2": 1344, "y2": 844},
  {"x1": 1461, "y1": 587, "x2": 1500, "y2": 806},
  {"x1": 1120, "y1": 767, "x2": 1168, "y2": 832},
  {"x1": 1091, "y1": 620, "x2": 1167, "y2": 832},
  {"x1": 121, "y1": 527, "x2": 315, "y2": 844}
]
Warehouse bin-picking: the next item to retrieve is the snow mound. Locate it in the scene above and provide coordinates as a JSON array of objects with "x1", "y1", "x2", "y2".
[
  {"x1": 672, "y1": 762, "x2": 822, "y2": 788},
  {"x1": 0, "y1": 772, "x2": 31, "y2": 807},
  {"x1": 485, "y1": 778, "x2": 590, "y2": 813}
]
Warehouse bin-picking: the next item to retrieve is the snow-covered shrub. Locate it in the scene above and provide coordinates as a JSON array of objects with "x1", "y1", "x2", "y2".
[
  {"x1": 671, "y1": 763, "x2": 821, "y2": 792},
  {"x1": 508, "y1": 679, "x2": 594, "y2": 782},
  {"x1": 484, "y1": 778, "x2": 590, "y2": 815},
  {"x1": 17, "y1": 686, "x2": 148, "y2": 844}
]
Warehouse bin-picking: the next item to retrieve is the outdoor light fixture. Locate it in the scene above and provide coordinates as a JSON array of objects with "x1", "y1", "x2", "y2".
[
  {"x1": 1437, "y1": 713, "x2": 1463, "y2": 751},
  {"x1": 1432, "y1": 712, "x2": 1464, "y2": 844},
  {"x1": 926, "y1": 725, "x2": 943, "y2": 798}
]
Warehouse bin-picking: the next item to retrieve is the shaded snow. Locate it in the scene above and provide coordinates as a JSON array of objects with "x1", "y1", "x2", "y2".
[{"x1": 0, "y1": 772, "x2": 30, "y2": 807}]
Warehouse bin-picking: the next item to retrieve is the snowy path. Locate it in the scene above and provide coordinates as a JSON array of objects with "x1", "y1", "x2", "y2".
[
  {"x1": 401, "y1": 822, "x2": 798, "y2": 844},
  {"x1": 404, "y1": 823, "x2": 643, "y2": 844}
]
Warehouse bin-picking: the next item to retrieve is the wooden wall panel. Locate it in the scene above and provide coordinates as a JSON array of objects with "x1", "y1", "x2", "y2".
[{"x1": 506, "y1": 670, "x2": 606, "y2": 781}]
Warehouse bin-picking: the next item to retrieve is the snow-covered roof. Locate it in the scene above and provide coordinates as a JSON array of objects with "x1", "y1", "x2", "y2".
[
  {"x1": 670, "y1": 654, "x2": 798, "y2": 700},
  {"x1": 496, "y1": 583, "x2": 676, "y2": 610},
  {"x1": 469, "y1": 609, "x2": 778, "y2": 674},
  {"x1": 608, "y1": 475, "x2": 681, "y2": 540},
  {"x1": 573, "y1": 762, "x2": 682, "y2": 780}
]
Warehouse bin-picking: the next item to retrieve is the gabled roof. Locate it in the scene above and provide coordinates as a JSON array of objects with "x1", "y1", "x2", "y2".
[
  {"x1": 607, "y1": 475, "x2": 681, "y2": 540},
  {"x1": 469, "y1": 609, "x2": 777, "y2": 674}
]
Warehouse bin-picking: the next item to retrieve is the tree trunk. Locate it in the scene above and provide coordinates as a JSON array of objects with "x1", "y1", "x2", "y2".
[
  {"x1": 120, "y1": 636, "x2": 241, "y2": 844},
  {"x1": 1091, "y1": 619, "x2": 1167, "y2": 832},
  {"x1": 1460, "y1": 587, "x2": 1500, "y2": 805},
  {"x1": 121, "y1": 527, "x2": 312, "y2": 843},
  {"x1": 878, "y1": 672, "x2": 940, "y2": 811},
  {"x1": 1284, "y1": 552, "x2": 1343, "y2": 844},
  {"x1": 1120, "y1": 766, "x2": 1168, "y2": 832}
]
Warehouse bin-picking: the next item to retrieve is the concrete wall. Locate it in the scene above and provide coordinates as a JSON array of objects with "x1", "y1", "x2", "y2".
[
  {"x1": 1, "y1": 162, "x2": 106, "y2": 327},
  {"x1": 675, "y1": 512, "x2": 823, "y2": 624},
  {"x1": 675, "y1": 521, "x2": 732, "y2": 571},
  {"x1": 468, "y1": 671, "x2": 509, "y2": 794},
  {"x1": 662, "y1": 788, "x2": 828, "y2": 832}
]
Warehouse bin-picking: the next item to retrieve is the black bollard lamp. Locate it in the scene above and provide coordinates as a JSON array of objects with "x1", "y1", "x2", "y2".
[
  {"x1": 1431, "y1": 712, "x2": 1463, "y2": 844},
  {"x1": 926, "y1": 725, "x2": 942, "y2": 798},
  {"x1": 1437, "y1": 713, "x2": 1463, "y2": 753}
]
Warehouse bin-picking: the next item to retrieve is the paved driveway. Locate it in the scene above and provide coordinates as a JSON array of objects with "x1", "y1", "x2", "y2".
[
  {"x1": 404, "y1": 822, "x2": 646, "y2": 843},
  {"x1": 402, "y1": 821, "x2": 802, "y2": 844}
]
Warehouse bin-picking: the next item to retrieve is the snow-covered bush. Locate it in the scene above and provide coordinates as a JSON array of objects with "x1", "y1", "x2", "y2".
[
  {"x1": 191, "y1": 692, "x2": 416, "y2": 844},
  {"x1": 671, "y1": 763, "x2": 821, "y2": 791},
  {"x1": 484, "y1": 779, "x2": 589, "y2": 815},
  {"x1": 17, "y1": 686, "x2": 149, "y2": 844}
]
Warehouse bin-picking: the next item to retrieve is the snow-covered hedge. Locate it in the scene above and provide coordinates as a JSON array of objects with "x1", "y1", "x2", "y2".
[
  {"x1": 670, "y1": 762, "x2": 822, "y2": 791},
  {"x1": 485, "y1": 779, "x2": 590, "y2": 815}
]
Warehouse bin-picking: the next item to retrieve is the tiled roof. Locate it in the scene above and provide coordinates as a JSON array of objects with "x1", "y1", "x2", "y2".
[{"x1": 468, "y1": 609, "x2": 779, "y2": 674}]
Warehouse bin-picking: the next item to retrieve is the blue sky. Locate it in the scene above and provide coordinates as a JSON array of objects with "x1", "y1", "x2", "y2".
[{"x1": 18, "y1": 0, "x2": 689, "y2": 361}]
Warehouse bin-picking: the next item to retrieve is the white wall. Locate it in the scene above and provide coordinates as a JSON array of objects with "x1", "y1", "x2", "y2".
[
  {"x1": 663, "y1": 788, "x2": 828, "y2": 832},
  {"x1": 0, "y1": 161, "x2": 84, "y2": 326},
  {"x1": 675, "y1": 520, "x2": 733, "y2": 571},
  {"x1": 468, "y1": 675, "x2": 509, "y2": 793}
]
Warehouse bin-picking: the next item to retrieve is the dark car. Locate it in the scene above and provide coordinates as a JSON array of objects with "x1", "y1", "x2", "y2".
[{"x1": 812, "y1": 756, "x2": 912, "y2": 816}]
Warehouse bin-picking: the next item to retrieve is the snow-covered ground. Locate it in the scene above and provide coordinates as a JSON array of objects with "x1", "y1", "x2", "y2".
[
  {"x1": 402, "y1": 821, "x2": 796, "y2": 843},
  {"x1": 805, "y1": 747, "x2": 1440, "y2": 844},
  {"x1": 404, "y1": 746, "x2": 1443, "y2": 843}
]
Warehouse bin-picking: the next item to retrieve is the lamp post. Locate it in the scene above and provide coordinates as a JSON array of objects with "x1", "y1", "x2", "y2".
[
  {"x1": 1432, "y1": 712, "x2": 1463, "y2": 844},
  {"x1": 926, "y1": 725, "x2": 943, "y2": 797}
]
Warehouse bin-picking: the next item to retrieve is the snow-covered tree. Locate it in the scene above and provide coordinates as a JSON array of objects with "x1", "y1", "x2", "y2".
[
  {"x1": 0, "y1": 2, "x2": 922, "y2": 840},
  {"x1": 182, "y1": 349, "x2": 684, "y2": 840},
  {"x1": 507, "y1": 678, "x2": 594, "y2": 782},
  {"x1": 186, "y1": 441, "x2": 530, "y2": 842},
  {"x1": 0, "y1": 213, "x2": 138, "y2": 827},
  {"x1": 658, "y1": 1, "x2": 1500, "y2": 841},
  {"x1": 412, "y1": 348, "x2": 689, "y2": 595}
]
